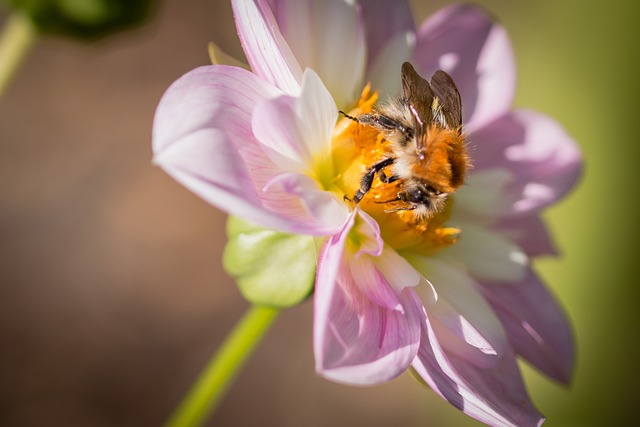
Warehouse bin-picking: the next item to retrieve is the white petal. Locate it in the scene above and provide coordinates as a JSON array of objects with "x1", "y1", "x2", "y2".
[
  {"x1": 296, "y1": 69, "x2": 339, "y2": 166},
  {"x1": 270, "y1": 0, "x2": 366, "y2": 108},
  {"x1": 452, "y1": 168, "x2": 515, "y2": 219},
  {"x1": 438, "y1": 223, "x2": 528, "y2": 283},
  {"x1": 252, "y1": 69, "x2": 338, "y2": 173},
  {"x1": 407, "y1": 255, "x2": 507, "y2": 367},
  {"x1": 374, "y1": 246, "x2": 421, "y2": 292}
]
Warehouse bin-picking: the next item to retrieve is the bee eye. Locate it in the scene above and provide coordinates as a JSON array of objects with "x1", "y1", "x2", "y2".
[{"x1": 401, "y1": 188, "x2": 426, "y2": 204}]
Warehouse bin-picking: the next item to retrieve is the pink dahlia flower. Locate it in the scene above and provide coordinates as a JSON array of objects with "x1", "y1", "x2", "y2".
[{"x1": 152, "y1": 1, "x2": 582, "y2": 426}]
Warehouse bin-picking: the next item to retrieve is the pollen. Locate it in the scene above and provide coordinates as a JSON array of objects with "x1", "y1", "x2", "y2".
[{"x1": 331, "y1": 86, "x2": 461, "y2": 254}]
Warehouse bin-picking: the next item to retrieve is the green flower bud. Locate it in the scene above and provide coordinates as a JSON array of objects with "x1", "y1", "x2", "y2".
[{"x1": 223, "y1": 216, "x2": 317, "y2": 309}]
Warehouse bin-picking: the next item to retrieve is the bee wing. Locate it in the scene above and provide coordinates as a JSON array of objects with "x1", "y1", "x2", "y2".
[
  {"x1": 429, "y1": 70, "x2": 462, "y2": 129},
  {"x1": 401, "y1": 62, "x2": 434, "y2": 125},
  {"x1": 401, "y1": 62, "x2": 434, "y2": 153}
]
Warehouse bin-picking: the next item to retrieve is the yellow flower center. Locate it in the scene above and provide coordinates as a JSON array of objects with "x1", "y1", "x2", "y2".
[{"x1": 331, "y1": 86, "x2": 461, "y2": 255}]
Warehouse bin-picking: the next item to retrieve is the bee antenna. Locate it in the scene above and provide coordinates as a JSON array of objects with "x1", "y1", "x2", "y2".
[{"x1": 339, "y1": 111, "x2": 359, "y2": 122}]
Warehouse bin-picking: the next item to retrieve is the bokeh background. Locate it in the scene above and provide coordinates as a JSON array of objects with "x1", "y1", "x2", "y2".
[{"x1": 1, "y1": 0, "x2": 638, "y2": 426}]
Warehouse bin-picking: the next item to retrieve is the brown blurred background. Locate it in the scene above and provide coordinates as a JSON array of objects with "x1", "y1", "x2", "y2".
[{"x1": 1, "y1": 0, "x2": 638, "y2": 426}]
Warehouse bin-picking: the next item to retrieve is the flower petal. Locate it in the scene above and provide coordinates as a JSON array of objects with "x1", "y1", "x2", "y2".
[
  {"x1": 153, "y1": 66, "x2": 345, "y2": 236},
  {"x1": 349, "y1": 255, "x2": 402, "y2": 311},
  {"x1": 352, "y1": 208, "x2": 383, "y2": 258},
  {"x1": 252, "y1": 68, "x2": 338, "y2": 172},
  {"x1": 470, "y1": 109, "x2": 583, "y2": 215},
  {"x1": 412, "y1": 4, "x2": 515, "y2": 131},
  {"x1": 494, "y1": 214, "x2": 558, "y2": 257},
  {"x1": 262, "y1": 172, "x2": 349, "y2": 234},
  {"x1": 232, "y1": 0, "x2": 303, "y2": 95},
  {"x1": 438, "y1": 223, "x2": 528, "y2": 283},
  {"x1": 406, "y1": 255, "x2": 507, "y2": 367},
  {"x1": 412, "y1": 318, "x2": 544, "y2": 427},
  {"x1": 252, "y1": 96, "x2": 309, "y2": 171},
  {"x1": 366, "y1": 31, "x2": 416, "y2": 99},
  {"x1": 452, "y1": 168, "x2": 514, "y2": 219},
  {"x1": 360, "y1": 0, "x2": 415, "y2": 75},
  {"x1": 268, "y1": 0, "x2": 366, "y2": 108},
  {"x1": 314, "y1": 212, "x2": 422, "y2": 385},
  {"x1": 480, "y1": 268, "x2": 575, "y2": 384},
  {"x1": 153, "y1": 65, "x2": 279, "y2": 155}
]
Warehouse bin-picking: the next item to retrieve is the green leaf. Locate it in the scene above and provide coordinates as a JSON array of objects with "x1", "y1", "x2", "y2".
[{"x1": 223, "y1": 216, "x2": 318, "y2": 309}]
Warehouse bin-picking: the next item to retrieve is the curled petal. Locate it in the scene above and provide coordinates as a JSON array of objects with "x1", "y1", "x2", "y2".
[
  {"x1": 412, "y1": 4, "x2": 515, "y2": 131},
  {"x1": 481, "y1": 268, "x2": 575, "y2": 384},
  {"x1": 470, "y1": 109, "x2": 583, "y2": 215},
  {"x1": 232, "y1": 0, "x2": 303, "y2": 95},
  {"x1": 263, "y1": 172, "x2": 349, "y2": 234},
  {"x1": 412, "y1": 318, "x2": 544, "y2": 427},
  {"x1": 267, "y1": 0, "x2": 366, "y2": 108},
  {"x1": 314, "y1": 212, "x2": 422, "y2": 385}
]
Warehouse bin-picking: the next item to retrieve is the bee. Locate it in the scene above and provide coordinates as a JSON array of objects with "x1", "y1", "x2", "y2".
[{"x1": 343, "y1": 62, "x2": 468, "y2": 218}]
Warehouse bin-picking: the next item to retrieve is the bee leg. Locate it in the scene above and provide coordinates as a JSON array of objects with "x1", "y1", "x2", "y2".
[
  {"x1": 378, "y1": 170, "x2": 399, "y2": 184},
  {"x1": 348, "y1": 157, "x2": 395, "y2": 203},
  {"x1": 338, "y1": 111, "x2": 359, "y2": 122}
]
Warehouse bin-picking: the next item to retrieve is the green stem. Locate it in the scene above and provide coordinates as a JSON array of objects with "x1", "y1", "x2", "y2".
[
  {"x1": 0, "y1": 12, "x2": 37, "y2": 99},
  {"x1": 165, "y1": 305, "x2": 280, "y2": 427}
]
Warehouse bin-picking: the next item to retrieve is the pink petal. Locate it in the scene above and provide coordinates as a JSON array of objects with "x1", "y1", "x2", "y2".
[
  {"x1": 412, "y1": 318, "x2": 544, "y2": 427},
  {"x1": 366, "y1": 31, "x2": 416, "y2": 99},
  {"x1": 232, "y1": 0, "x2": 303, "y2": 95},
  {"x1": 314, "y1": 212, "x2": 422, "y2": 385},
  {"x1": 252, "y1": 96, "x2": 308, "y2": 171},
  {"x1": 412, "y1": 4, "x2": 515, "y2": 131},
  {"x1": 480, "y1": 268, "x2": 575, "y2": 384},
  {"x1": 493, "y1": 214, "x2": 559, "y2": 257},
  {"x1": 469, "y1": 109, "x2": 583, "y2": 215},
  {"x1": 153, "y1": 66, "x2": 346, "y2": 236},
  {"x1": 267, "y1": 0, "x2": 366, "y2": 108},
  {"x1": 360, "y1": 0, "x2": 415, "y2": 73},
  {"x1": 408, "y1": 256, "x2": 507, "y2": 368},
  {"x1": 262, "y1": 172, "x2": 349, "y2": 234},
  {"x1": 153, "y1": 65, "x2": 279, "y2": 155},
  {"x1": 349, "y1": 255, "x2": 402, "y2": 311}
]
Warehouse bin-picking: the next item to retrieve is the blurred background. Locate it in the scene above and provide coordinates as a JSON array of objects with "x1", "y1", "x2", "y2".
[{"x1": 0, "y1": 0, "x2": 638, "y2": 426}]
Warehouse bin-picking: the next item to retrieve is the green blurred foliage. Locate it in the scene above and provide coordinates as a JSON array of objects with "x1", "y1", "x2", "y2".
[
  {"x1": 4, "y1": 0, "x2": 155, "y2": 39},
  {"x1": 409, "y1": 0, "x2": 640, "y2": 426}
]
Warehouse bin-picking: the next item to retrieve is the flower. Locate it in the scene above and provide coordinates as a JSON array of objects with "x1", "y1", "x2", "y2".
[{"x1": 152, "y1": 1, "x2": 582, "y2": 426}]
